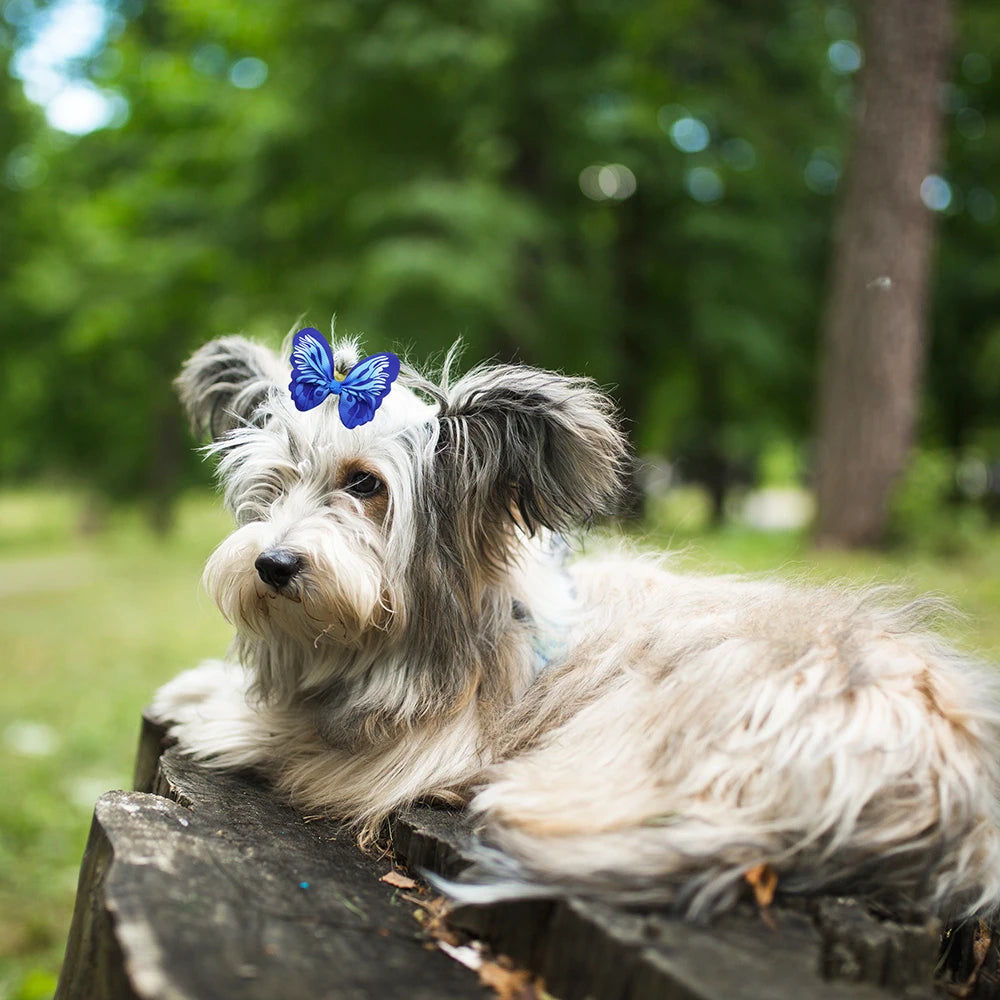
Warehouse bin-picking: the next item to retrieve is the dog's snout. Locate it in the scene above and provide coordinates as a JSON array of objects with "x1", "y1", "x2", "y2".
[{"x1": 255, "y1": 549, "x2": 303, "y2": 589}]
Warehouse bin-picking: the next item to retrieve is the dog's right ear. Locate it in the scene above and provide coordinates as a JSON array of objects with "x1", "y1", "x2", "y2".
[
  {"x1": 425, "y1": 362, "x2": 629, "y2": 570},
  {"x1": 176, "y1": 337, "x2": 283, "y2": 441}
]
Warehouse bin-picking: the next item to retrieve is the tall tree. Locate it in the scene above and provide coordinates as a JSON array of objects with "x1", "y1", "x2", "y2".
[{"x1": 813, "y1": 0, "x2": 953, "y2": 548}]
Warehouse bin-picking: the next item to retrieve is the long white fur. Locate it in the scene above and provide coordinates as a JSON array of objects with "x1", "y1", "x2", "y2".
[{"x1": 153, "y1": 335, "x2": 1000, "y2": 921}]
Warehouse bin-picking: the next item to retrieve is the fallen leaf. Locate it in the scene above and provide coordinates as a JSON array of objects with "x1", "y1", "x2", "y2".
[
  {"x1": 423, "y1": 905, "x2": 545, "y2": 999},
  {"x1": 478, "y1": 957, "x2": 536, "y2": 1000},
  {"x1": 406, "y1": 892, "x2": 461, "y2": 946},
  {"x1": 380, "y1": 869, "x2": 418, "y2": 890},
  {"x1": 952, "y1": 918, "x2": 994, "y2": 996},
  {"x1": 743, "y1": 863, "x2": 778, "y2": 908}
]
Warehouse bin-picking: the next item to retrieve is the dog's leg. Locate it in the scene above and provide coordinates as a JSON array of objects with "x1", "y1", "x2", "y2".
[
  {"x1": 150, "y1": 659, "x2": 276, "y2": 770},
  {"x1": 151, "y1": 659, "x2": 485, "y2": 832}
]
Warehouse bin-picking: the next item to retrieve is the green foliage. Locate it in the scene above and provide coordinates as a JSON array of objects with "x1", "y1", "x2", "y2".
[
  {"x1": 757, "y1": 439, "x2": 805, "y2": 488},
  {"x1": 888, "y1": 448, "x2": 990, "y2": 555},
  {"x1": 645, "y1": 483, "x2": 715, "y2": 535},
  {"x1": 8, "y1": 969, "x2": 59, "y2": 1000},
  {"x1": 0, "y1": 0, "x2": 998, "y2": 524},
  {"x1": 926, "y1": 2, "x2": 1000, "y2": 456},
  {"x1": 0, "y1": 0, "x2": 850, "y2": 508}
]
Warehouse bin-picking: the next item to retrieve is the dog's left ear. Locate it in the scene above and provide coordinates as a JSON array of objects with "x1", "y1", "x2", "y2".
[
  {"x1": 433, "y1": 364, "x2": 629, "y2": 551},
  {"x1": 176, "y1": 336, "x2": 284, "y2": 441}
]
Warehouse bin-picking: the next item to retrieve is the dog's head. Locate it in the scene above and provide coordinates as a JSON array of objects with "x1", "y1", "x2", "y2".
[{"x1": 178, "y1": 334, "x2": 628, "y2": 707}]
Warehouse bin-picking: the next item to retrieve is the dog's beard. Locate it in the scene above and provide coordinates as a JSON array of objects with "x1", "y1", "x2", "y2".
[{"x1": 204, "y1": 514, "x2": 393, "y2": 653}]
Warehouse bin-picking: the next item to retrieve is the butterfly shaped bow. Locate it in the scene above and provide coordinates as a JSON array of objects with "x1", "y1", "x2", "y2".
[{"x1": 289, "y1": 328, "x2": 400, "y2": 429}]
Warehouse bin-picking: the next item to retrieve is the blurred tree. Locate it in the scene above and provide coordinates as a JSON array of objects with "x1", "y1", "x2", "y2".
[{"x1": 814, "y1": 0, "x2": 953, "y2": 548}]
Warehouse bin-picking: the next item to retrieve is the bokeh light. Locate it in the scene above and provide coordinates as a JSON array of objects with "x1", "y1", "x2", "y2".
[
  {"x1": 955, "y1": 107, "x2": 986, "y2": 141},
  {"x1": 668, "y1": 116, "x2": 711, "y2": 154},
  {"x1": 191, "y1": 43, "x2": 228, "y2": 76},
  {"x1": 579, "y1": 163, "x2": 637, "y2": 202},
  {"x1": 685, "y1": 166, "x2": 723, "y2": 204},
  {"x1": 720, "y1": 137, "x2": 756, "y2": 171},
  {"x1": 230, "y1": 57, "x2": 268, "y2": 90},
  {"x1": 827, "y1": 40, "x2": 862, "y2": 75},
  {"x1": 967, "y1": 187, "x2": 998, "y2": 224},
  {"x1": 3, "y1": 145, "x2": 48, "y2": 190},
  {"x1": 47, "y1": 82, "x2": 124, "y2": 133},
  {"x1": 920, "y1": 174, "x2": 952, "y2": 212},
  {"x1": 962, "y1": 52, "x2": 992, "y2": 85},
  {"x1": 803, "y1": 151, "x2": 839, "y2": 195}
]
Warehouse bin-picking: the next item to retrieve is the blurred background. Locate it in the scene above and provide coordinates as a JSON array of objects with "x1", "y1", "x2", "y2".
[{"x1": 1, "y1": 0, "x2": 999, "y2": 996}]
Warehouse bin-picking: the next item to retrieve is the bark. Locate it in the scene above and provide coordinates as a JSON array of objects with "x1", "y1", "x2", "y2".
[{"x1": 813, "y1": 0, "x2": 952, "y2": 548}]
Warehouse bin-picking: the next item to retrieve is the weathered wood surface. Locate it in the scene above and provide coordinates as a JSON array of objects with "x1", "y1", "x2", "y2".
[
  {"x1": 393, "y1": 812, "x2": 954, "y2": 1000},
  {"x1": 56, "y1": 718, "x2": 488, "y2": 1000},
  {"x1": 57, "y1": 713, "x2": 1000, "y2": 1000}
]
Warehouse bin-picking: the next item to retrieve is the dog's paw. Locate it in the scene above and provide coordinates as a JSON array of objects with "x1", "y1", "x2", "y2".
[
  {"x1": 149, "y1": 659, "x2": 241, "y2": 725},
  {"x1": 149, "y1": 659, "x2": 273, "y2": 769}
]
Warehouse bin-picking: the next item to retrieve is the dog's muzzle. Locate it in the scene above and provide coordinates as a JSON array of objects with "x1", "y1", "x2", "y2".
[{"x1": 255, "y1": 549, "x2": 303, "y2": 590}]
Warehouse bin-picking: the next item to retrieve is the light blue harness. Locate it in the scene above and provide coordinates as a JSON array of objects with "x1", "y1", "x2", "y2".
[{"x1": 511, "y1": 540, "x2": 576, "y2": 679}]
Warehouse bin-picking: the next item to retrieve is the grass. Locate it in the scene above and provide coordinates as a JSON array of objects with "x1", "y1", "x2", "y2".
[
  {"x1": 1, "y1": 485, "x2": 998, "y2": 999},
  {"x1": 0, "y1": 489, "x2": 232, "y2": 1000}
]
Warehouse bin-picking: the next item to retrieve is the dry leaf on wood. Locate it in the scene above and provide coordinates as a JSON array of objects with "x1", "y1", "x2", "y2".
[
  {"x1": 972, "y1": 919, "x2": 991, "y2": 966},
  {"x1": 406, "y1": 892, "x2": 460, "y2": 946},
  {"x1": 380, "y1": 869, "x2": 418, "y2": 890},
  {"x1": 952, "y1": 918, "x2": 995, "y2": 996},
  {"x1": 743, "y1": 863, "x2": 778, "y2": 908},
  {"x1": 478, "y1": 958, "x2": 537, "y2": 1000}
]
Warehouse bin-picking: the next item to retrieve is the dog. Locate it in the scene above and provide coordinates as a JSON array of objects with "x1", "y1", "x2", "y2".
[{"x1": 152, "y1": 331, "x2": 1000, "y2": 920}]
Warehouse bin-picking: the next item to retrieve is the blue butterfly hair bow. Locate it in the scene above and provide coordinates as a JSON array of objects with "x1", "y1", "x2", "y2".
[{"x1": 289, "y1": 328, "x2": 400, "y2": 429}]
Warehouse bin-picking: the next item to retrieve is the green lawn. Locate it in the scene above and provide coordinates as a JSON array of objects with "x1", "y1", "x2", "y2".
[
  {"x1": 0, "y1": 490, "x2": 233, "y2": 1000},
  {"x1": 0, "y1": 487, "x2": 998, "y2": 1000}
]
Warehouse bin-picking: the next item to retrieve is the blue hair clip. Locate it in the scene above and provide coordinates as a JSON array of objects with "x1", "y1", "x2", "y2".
[{"x1": 289, "y1": 328, "x2": 400, "y2": 429}]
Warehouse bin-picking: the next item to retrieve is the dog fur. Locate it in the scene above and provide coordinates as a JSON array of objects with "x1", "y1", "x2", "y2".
[{"x1": 152, "y1": 334, "x2": 1000, "y2": 920}]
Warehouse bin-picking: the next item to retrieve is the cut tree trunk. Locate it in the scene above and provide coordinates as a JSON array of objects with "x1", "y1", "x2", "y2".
[
  {"x1": 55, "y1": 713, "x2": 1000, "y2": 999},
  {"x1": 813, "y1": 0, "x2": 952, "y2": 548}
]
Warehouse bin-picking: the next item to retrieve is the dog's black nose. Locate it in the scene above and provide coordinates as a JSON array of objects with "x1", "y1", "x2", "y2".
[{"x1": 255, "y1": 549, "x2": 303, "y2": 589}]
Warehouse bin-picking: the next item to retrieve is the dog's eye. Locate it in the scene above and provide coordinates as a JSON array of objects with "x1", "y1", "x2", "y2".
[{"x1": 343, "y1": 471, "x2": 384, "y2": 499}]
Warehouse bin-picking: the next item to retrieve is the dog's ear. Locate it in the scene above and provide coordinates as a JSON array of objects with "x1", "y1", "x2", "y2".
[
  {"x1": 176, "y1": 337, "x2": 283, "y2": 440},
  {"x1": 433, "y1": 364, "x2": 629, "y2": 560}
]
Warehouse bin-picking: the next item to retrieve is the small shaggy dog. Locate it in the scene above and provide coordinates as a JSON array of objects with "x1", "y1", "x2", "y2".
[{"x1": 153, "y1": 332, "x2": 1000, "y2": 919}]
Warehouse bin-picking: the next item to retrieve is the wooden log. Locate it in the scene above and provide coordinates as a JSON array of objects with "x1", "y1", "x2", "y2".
[
  {"x1": 392, "y1": 806, "x2": 968, "y2": 999},
  {"x1": 56, "y1": 713, "x2": 1000, "y2": 999},
  {"x1": 56, "y1": 718, "x2": 488, "y2": 1000}
]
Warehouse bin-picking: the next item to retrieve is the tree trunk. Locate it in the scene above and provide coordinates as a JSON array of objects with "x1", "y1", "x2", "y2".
[{"x1": 813, "y1": 0, "x2": 952, "y2": 548}]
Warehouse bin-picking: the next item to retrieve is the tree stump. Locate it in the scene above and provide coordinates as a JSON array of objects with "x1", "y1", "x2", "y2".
[
  {"x1": 56, "y1": 713, "x2": 1000, "y2": 999},
  {"x1": 56, "y1": 717, "x2": 488, "y2": 1000}
]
